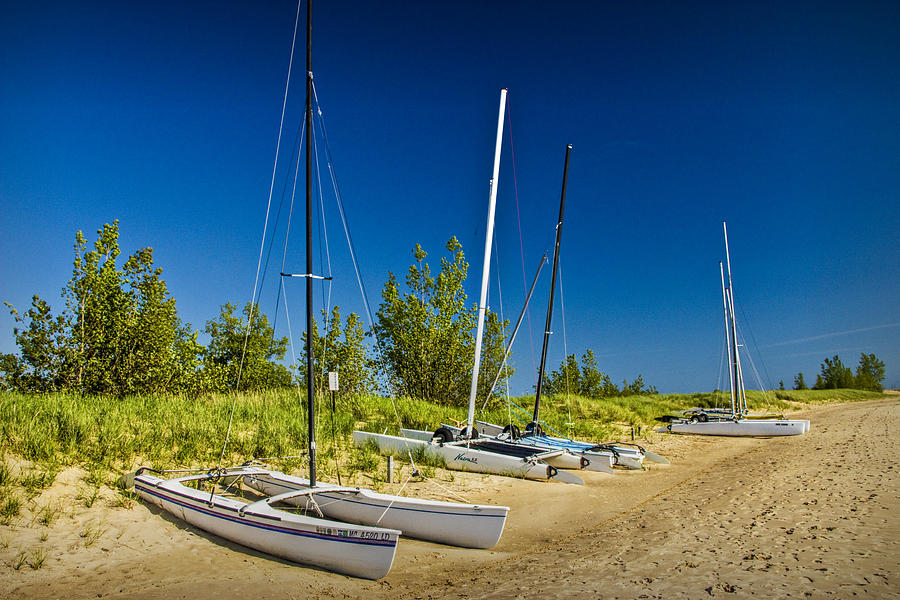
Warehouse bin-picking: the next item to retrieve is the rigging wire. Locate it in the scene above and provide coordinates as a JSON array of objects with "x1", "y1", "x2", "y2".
[
  {"x1": 505, "y1": 96, "x2": 538, "y2": 383},
  {"x1": 264, "y1": 119, "x2": 304, "y2": 334},
  {"x1": 312, "y1": 79, "x2": 417, "y2": 469},
  {"x1": 716, "y1": 327, "x2": 727, "y2": 408},
  {"x1": 218, "y1": 0, "x2": 302, "y2": 466},
  {"x1": 558, "y1": 263, "x2": 574, "y2": 435},
  {"x1": 736, "y1": 299, "x2": 776, "y2": 392}
]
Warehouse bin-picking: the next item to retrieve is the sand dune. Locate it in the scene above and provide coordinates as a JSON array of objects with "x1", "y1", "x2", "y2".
[{"x1": 1, "y1": 397, "x2": 897, "y2": 598}]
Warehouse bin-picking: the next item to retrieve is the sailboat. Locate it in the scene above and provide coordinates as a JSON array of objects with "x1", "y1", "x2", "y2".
[
  {"x1": 422, "y1": 149, "x2": 668, "y2": 470},
  {"x1": 134, "y1": 1, "x2": 507, "y2": 578},
  {"x1": 657, "y1": 222, "x2": 810, "y2": 436},
  {"x1": 354, "y1": 91, "x2": 587, "y2": 484},
  {"x1": 134, "y1": 1, "x2": 400, "y2": 579}
]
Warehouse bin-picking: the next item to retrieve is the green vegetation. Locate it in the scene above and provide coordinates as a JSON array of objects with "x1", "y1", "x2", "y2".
[
  {"x1": 374, "y1": 237, "x2": 510, "y2": 405},
  {"x1": 541, "y1": 349, "x2": 657, "y2": 399},
  {"x1": 201, "y1": 301, "x2": 291, "y2": 392},
  {"x1": 0, "y1": 387, "x2": 886, "y2": 477},
  {"x1": 0, "y1": 222, "x2": 370, "y2": 397},
  {"x1": 798, "y1": 353, "x2": 887, "y2": 392}
]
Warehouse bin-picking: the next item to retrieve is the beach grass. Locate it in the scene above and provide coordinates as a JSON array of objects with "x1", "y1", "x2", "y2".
[{"x1": 0, "y1": 388, "x2": 885, "y2": 485}]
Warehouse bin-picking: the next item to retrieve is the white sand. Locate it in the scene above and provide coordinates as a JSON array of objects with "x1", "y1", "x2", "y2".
[{"x1": 1, "y1": 397, "x2": 897, "y2": 599}]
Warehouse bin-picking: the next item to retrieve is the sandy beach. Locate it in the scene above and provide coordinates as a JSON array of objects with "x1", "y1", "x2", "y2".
[{"x1": 2, "y1": 396, "x2": 897, "y2": 599}]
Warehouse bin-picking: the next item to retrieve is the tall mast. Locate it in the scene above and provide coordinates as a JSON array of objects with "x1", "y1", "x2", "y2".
[
  {"x1": 480, "y1": 252, "x2": 547, "y2": 412},
  {"x1": 532, "y1": 144, "x2": 572, "y2": 427},
  {"x1": 723, "y1": 222, "x2": 745, "y2": 414},
  {"x1": 465, "y1": 88, "x2": 507, "y2": 437},
  {"x1": 720, "y1": 262, "x2": 736, "y2": 415},
  {"x1": 305, "y1": 0, "x2": 316, "y2": 485}
]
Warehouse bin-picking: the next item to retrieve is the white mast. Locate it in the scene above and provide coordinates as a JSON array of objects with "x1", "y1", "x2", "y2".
[
  {"x1": 720, "y1": 262, "x2": 736, "y2": 415},
  {"x1": 465, "y1": 88, "x2": 507, "y2": 437},
  {"x1": 723, "y1": 221, "x2": 746, "y2": 414}
]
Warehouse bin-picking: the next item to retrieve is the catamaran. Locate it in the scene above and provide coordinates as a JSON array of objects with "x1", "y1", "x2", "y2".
[
  {"x1": 398, "y1": 130, "x2": 667, "y2": 470},
  {"x1": 353, "y1": 91, "x2": 588, "y2": 484},
  {"x1": 134, "y1": 0, "x2": 508, "y2": 578},
  {"x1": 657, "y1": 223, "x2": 810, "y2": 437}
]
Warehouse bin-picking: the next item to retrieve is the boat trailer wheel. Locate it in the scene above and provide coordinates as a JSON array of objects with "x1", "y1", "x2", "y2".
[
  {"x1": 502, "y1": 424, "x2": 521, "y2": 440},
  {"x1": 432, "y1": 426, "x2": 456, "y2": 444}
]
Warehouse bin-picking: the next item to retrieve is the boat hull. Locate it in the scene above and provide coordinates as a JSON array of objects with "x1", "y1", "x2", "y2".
[
  {"x1": 472, "y1": 423, "x2": 647, "y2": 470},
  {"x1": 241, "y1": 468, "x2": 508, "y2": 548},
  {"x1": 659, "y1": 418, "x2": 810, "y2": 437},
  {"x1": 400, "y1": 427, "x2": 613, "y2": 471},
  {"x1": 134, "y1": 472, "x2": 399, "y2": 579},
  {"x1": 353, "y1": 431, "x2": 582, "y2": 484}
]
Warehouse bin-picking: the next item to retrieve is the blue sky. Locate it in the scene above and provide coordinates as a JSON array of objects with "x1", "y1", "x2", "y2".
[{"x1": 1, "y1": 1, "x2": 898, "y2": 393}]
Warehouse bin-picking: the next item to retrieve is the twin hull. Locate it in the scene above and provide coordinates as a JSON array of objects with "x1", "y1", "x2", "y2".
[
  {"x1": 660, "y1": 418, "x2": 810, "y2": 437},
  {"x1": 472, "y1": 422, "x2": 643, "y2": 470},
  {"x1": 134, "y1": 472, "x2": 399, "y2": 579},
  {"x1": 241, "y1": 468, "x2": 508, "y2": 548},
  {"x1": 353, "y1": 431, "x2": 583, "y2": 484}
]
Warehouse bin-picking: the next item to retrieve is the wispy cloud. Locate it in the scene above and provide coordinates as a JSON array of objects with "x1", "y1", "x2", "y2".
[{"x1": 763, "y1": 322, "x2": 900, "y2": 348}]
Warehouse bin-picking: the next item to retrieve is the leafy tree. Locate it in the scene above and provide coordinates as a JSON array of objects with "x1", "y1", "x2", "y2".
[
  {"x1": 542, "y1": 350, "x2": 656, "y2": 398},
  {"x1": 3, "y1": 222, "x2": 201, "y2": 395},
  {"x1": 579, "y1": 350, "x2": 619, "y2": 398},
  {"x1": 778, "y1": 380, "x2": 785, "y2": 390},
  {"x1": 4, "y1": 297, "x2": 70, "y2": 392},
  {"x1": 373, "y1": 238, "x2": 510, "y2": 405},
  {"x1": 63, "y1": 222, "x2": 202, "y2": 395},
  {"x1": 544, "y1": 354, "x2": 582, "y2": 396},
  {"x1": 813, "y1": 355, "x2": 855, "y2": 389},
  {"x1": 302, "y1": 306, "x2": 375, "y2": 396},
  {"x1": 854, "y1": 353, "x2": 885, "y2": 391},
  {"x1": 622, "y1": 374, "x2": 658, "y2": 395},
  {"x1": 202, "y1": 302, "x2": 291, "y2": 392},
  {"x1": 793, "y1": 372, "x2": 808, "y2": 390}
]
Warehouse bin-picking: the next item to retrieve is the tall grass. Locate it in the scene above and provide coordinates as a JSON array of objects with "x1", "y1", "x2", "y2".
[{"x1": 0, "y1": 388, "x2": 886, "y2": 477}]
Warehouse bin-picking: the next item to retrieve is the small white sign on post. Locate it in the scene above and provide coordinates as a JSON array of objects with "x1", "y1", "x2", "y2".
[{"x1": 328, "y1": 371, "x2": 339, "y2": 392}]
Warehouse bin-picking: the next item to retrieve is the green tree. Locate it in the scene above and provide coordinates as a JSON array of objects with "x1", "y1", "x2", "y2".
[
  {"x1": 3, "y1": 221, "x2": 201, "y2": 395},
  {"x1": 202, "y1": 302, "x2": 291, "y2": 392},
  {"x1": 373, "y1": 238, "x2": 510, "y2": 405},
  {"x1": 622, "y1": 374, "x2": 658, "y2": 395},
  {"x1": 3, "y1": 297, "x2": 70, "y2": 391},
  {"x1": 813, "y1": 355, "x2": 855, "y2": 389},
  {"x1": 579, "y1": 350, "x2": 618, "y2": 397},
  {"x1": 793, "y1": 372, "x2": 808, "y2": 390},
  {"x1": 854, "y1": 353, "x2": 885, "y2": 392},
  {"x1": 544, "y1": 354, "x2": 582, "y2": 396},
  {"x1": 62, "y1": 222, "x2": 201, "y2": 395},
  {"x1": 302, "y1": 306, "x2": 375, "y2": 396}
]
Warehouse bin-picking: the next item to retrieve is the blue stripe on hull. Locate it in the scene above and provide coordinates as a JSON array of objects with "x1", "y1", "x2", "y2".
[{"x1": 135, "y1": 482, "x2": 396, "y2": 548}]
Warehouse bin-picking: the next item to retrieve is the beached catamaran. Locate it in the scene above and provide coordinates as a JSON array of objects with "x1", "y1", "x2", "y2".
[
  {"x1": 403, "y1": 155, "x2": 668, "y2": 470},
  {"x1": 354, "y1": 91, "x2": 587, "y2": 484},
  {"x1": 134, "y1": 1, "x2": 508, "y2": 579},
  {"x1": 134, "y1": 1, "x2": 399, "y2": 579},
  {"x1": 657, "y1": 223, "x2": 810, "y2": 437}
]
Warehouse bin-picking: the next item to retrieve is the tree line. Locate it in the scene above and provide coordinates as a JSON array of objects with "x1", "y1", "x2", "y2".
[
  {"x1": 791, "y1": 354, "x2": 886, "y2": 392},
  {"x1": 0, "y1": 223, "x2": 518, "y2": 404},
  {"x1": 541, "y1": 350, "x2": 658, "y2": 398}
]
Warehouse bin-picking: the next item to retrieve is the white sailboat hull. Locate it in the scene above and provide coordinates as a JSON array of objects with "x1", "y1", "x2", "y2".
[
  {"x1": 353, "y1": 431, "x2": 583, "y2": 484},
  {"x1": 134, "y1": 472, "x2": 399, "y2": 580},
  {"x1": 241, "y1": 468, "x2": 508, "y2": 549},
  {"x1": 659, "y1": 418, "x2": 810, "y2": 437},
  {"x1": 459, "y1": 422, "x2": 642, "y2": 470},
  {"x1": 399, "y1": 427, "x2": 607, "y2": 472}
]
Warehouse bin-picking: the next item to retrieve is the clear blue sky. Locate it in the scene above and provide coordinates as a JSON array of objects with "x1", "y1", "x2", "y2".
[{"x1": 2, "y1": 1, "x2": 898, "y2": 393}]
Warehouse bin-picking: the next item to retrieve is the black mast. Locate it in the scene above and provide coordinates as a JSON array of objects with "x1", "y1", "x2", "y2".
[
  {"x1": 532, "y1": 144, "x2": 572, "y2": 428},
  {"x1": 305, "y1": 0, "x2": 316, "y2": 487}
]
